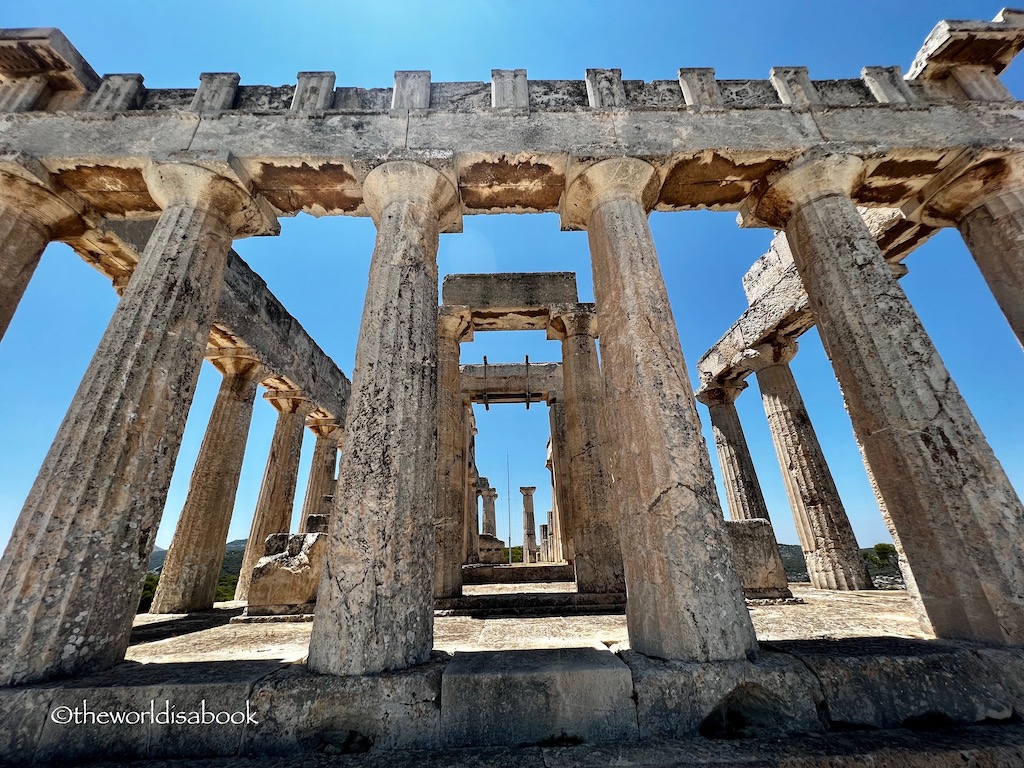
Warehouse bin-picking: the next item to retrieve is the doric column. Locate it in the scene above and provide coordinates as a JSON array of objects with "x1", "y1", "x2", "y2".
[
  {"x1": 540, "y1": 524, "x2": 550, "y2": 562},
  {"x1": 151, "y1": 349, "x2": 264, "y2": 613},
  {"x1": 549, "y1": 305, "x2": 624, "y2": 593},
  {"x1": 435, "y1": 309, "x2": 471, "y2": 598},
  {"x1": 544, "y1": 445, "x2": 563, "y2": 562},
  {"x1": 481, "y1": 487, "x2": 498, "y2": 536},
  {"x1": 235, "y1": 391, "x2": 313, "y2": 601},
  {"x1": 521, "y1": 487, "x2": 538, "y2": 563},
  {"x1": 299, "y1": 418, "x2": 342, "y2": 533},
  {"x1": 913, "y1": 155, "x2": 1024, "y2": 347},
  {"x1": 0, "y1": 158, "x2": 276, "y2": 685},
  {"x1": 308, "y1": 161, "x2": 458, "y2": 676},
  {"x1": 0, "y1": 153, "x2": 93, "y2": 342},
  {"x1": 463, "y1": 424, "x2": 481, "y2": 565},
  {"x1": 548, "y1": 401, "x2": 574, "y2": 562},
  {"x1": 563, "y1": 158, "x2": 755, "y2": 661},
  {"x1": 748, "y1": 339, "x2": 872, "y2": 591},
  {"x1": 696, "y1": 383, "x2": 772, "y2": 523},
  {"x1": 745, "y1": 151, "x2": 1024, "y2": 645}
]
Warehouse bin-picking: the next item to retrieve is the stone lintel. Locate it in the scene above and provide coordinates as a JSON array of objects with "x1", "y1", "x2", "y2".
[
  {"x1": 0, "y1": 27, "x2": 100, "y2": 92},
  {"x1": 442, "y1": 272, "x2": 578, "y2": 312},
  {"x1": 907, "y1": 9, "x2": 1024, "y2": 80},
  {"x1": 460, "y1": 362, "x2": 562, "y2": 405}
]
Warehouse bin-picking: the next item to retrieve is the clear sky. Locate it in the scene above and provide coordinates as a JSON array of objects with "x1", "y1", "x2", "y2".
[{"x1": 0, "y1": 1, "x2": 1021, "y2": 561}]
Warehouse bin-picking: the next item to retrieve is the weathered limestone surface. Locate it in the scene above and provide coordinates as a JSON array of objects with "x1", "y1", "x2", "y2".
[
  {"x1": 481, "y1": 486, "x2": 497, "y2": 536},
  {"x1": 235, "y1": 392, "x2": 312, "y2": 601},
  {"x1": 460, "y1": 362, "x2": 561, "y2": 405},
  {"x1": 696, "y1": 384, "x2": 771, "y2": 523},
  {"x1": 565, "y1": 157, "x2": 756, "y2": 662},
  {"x1": 151, "y1": 354, "x2": 262, "y2": 613},
  {"x1": 297, "y1": 420, "x2": 339, "y2": 533},
  {"x1": 308, "y1": 161, "x2": 458, "y2": 676},
  {"x1": 245, "y1": 532, "x2": 327, "y2": 616},
  {"x1": 520, "y1": 486, "x2": 538, "y2": 564},
  {"x1": 440, "y1": 648, "x2": 637, "y2": 746},
  {"x1": 760, "y1": 153, "x2": 1024, "y2": 645},
  {"x1": 750, "y1": 340, "x2": 872, "y2": 592},
  {"x1": 550, "y1": 305, "x2": 624, "y2": 593},
  {"x1": 0, "y1": 200, "x2": 49, "y2": 340},
  {"x1": 724, "y1": 519, "x2": 792, "y2": 600},
  {"x1": 0, "y1": 159, "x2": 276, "y2": 685},
  {"x1": 548, "y1": 401, "x2": 573, "y2": 562},
  {"x1": 435, "y1": 310, "x2": 470, "y2": 599}
]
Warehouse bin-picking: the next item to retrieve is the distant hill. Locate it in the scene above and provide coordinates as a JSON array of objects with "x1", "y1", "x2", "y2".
[
  {"x1": 148, "y1": 539, "x2": 248, "y2": 576},
  {"x1": 777, "y1": 542, "x2": 901, "y2": 582}
]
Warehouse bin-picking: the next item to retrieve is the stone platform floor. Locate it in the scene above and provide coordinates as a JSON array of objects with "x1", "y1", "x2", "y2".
[{"x1": 129, "y1": 584, "x2": 929, "y2": 664}]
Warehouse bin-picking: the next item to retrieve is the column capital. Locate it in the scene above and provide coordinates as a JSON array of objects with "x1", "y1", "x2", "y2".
[
  {"x1": 561, "y1": 157, "x2": 662, "y2": 231},
  {"x1": 143, "y1": 153, "x2": 279, "y2": 238},
  {"x1": 361, "y1": 160, "x2": 461, "y2": 233},
  {"x1": 547, "y1": 303, "x2": 598, "y2": 341},
  {"x1": 206, "y1": 346, "x2": 265, "y2": 380},
  {"x1": 482, "y1": 487, "x2": 498, "y2": 501},
  {"x1": 739, "y1": 150, "x2": 866, "y2": 229},
  {"x1": 744, "y1": 337, "x2": 799, "y2": 371},
  {"x1": 520, "y1": 486, "x2": 537, "y2": 497},
  {"x1": 438, "y1": 307, "x2": 474, "y2": 342},
  {"x1": 695, "y1": 381, "x2": 748, "y2": 407},
  {"x1": 306, "y1": 417, "x2": 342, "y2": 439},
  {"x1": 0, "y1": 151, "x2": 95, "y2": 238},
  {"x1": 264, "y1": 389, "x2": 314, "y2": 415}
]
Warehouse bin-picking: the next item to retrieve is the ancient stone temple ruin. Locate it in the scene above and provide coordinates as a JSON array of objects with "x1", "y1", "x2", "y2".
[{"x1": 2, "y1": 9, "x2": 1024, "y2": 764}]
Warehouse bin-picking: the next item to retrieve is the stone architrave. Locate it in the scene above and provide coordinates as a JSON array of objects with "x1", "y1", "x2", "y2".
[
  {"x1": 0, "y1": 153, "x2": 93, "y2": 342},
  {"x1": 481, "y1": 487, "x2": 498, "y2": 536},
  {"x1": 299, "y1": 419, "x2": 341, "y2": 534},
  {"x1": 435, "y1": 309, "x2": 471, "y2": 599},
  {"x1": 563, "y1": 157, "x2": 756, "y2": 662},
  {"x1": 748, "y1": 339, "x2": 872, "y2": 591},
  {"x1": 747, "y1": 151, "x2": 1024, "y2": 645},
  {"x1": 151, "y1": 350, "x2": 264, "y2": 613},
  {"x1": 696, "y1": 383, "x2": 772, "y2": 523},
  {"x1": 235, "y1": 391, "x2": 313, "y2": 601},
  {"x1": 307, "y1": 161, "x2": 458, "y2": 676},
  {"x1": 521, "y1": 487, "x2": 538, "y2": 563},
  {"x1": 0, "y1": 159, "x2": 276, "y2": 685},
  {"x1": 549, "y1": 306, "x2": 624, "y2": 593}
]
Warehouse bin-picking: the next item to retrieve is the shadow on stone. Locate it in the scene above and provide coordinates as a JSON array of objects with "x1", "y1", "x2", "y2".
[
  {"x1": 129, "y1": 606, "x2": 244, "y2": 645},
  {"x1": 698, "y1": 682, "x2": 795, "y2": 739}
]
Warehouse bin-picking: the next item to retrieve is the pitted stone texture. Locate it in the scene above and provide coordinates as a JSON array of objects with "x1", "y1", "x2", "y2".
[
  {"x1": 307, "y1": 161, "x2": 455, "y2": 676},
  {"x1": 548, "y1": 403, "x2": 573, "y2": 562},
  {"x1": 725, "y1": 519, "x2": 792, "y2": 599},
  {"x1": 785, "y1": 189, "x2": 1024, "y2": 645},
  {"x1": 235, "y1": 396, "x2": 311, "y2": 601},
  {"x1": 622, "y1": 648, "x2": 824, "y2": 739},
  {"x1": 0, "y1": 200, "x2": 48, "y2": 341},
  {"x1": 440, "y1": 648, "x2": 637, "y2": 746},
  {"x1": 753, "y1": 343, "x2": 872, "y2": 592},
  {"x1": 245, "y1": 533, "x2": 327, "y2": 616},
  {"x1": 572, "y1": 157, "x2": 755, "y2": 662},
  {"x1": 551, "y1": 306, "x2": 624, "y2": 594},
  {"x1": 152, "y1": 363, "x2": 261, "y2": 613},
  {"x1": 769, "y1": 638, "x2": 1015, "y2": 730},
  {"x1": 243, "y1": 654, "x2": 447, "y2": 754},
  {"x1": 697, "y1": 385, "x2": 771, "y2": 523},
  {"x1": 481, "y1": 487, "x2": 498, "y2": 536},
  {"x1": 0, "y1": 162, "x2": 262, "y2": 685},
  {"x1": 521, "y1": 486, "x2": 539, "y2": 564}
]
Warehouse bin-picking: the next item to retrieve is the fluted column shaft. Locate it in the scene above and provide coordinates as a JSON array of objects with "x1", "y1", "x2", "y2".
[
  {"x1": 235, "y1": 393, "x2": 311, "y2": 600},
  {"x1": 0, "y1": 162, "x2": 270, "y2": 685},
  {"x1": 554, "y1": 308, "x2": 624, "y2": 593},
  {"x1": 151, "y1": 357, "x2": 262, "y2": 613},
  {"x1": 299, "y1": 423, "x2": 340, "y2": 533},
  {"x1": 481, "y1": 488, "x2": 498, "y2": 536},
  {"x1": 783, "y1": 182, "x2": 1024, "y2": 644},
  {"x1": 698, "y1": 385, "x2": 771, "y2": 522},
  {"x1": 569, "y1": 157, "x2": 756, "y2": 661},
  {"x1": 548, "y1": 402, "x2": 573, "y2": 562},
  {"x1": 434, "y1": 313, "x2": 469, "y2": 598},
  {"x1": 0, "y1": 201, "x2": 48, "y2": 341},
  {"x1": 521, "y1": 487, "x2": 538, "y2": 563},
  {"x1": 753, "y1": 345, "x2": 872, "y2": 591},
  {"x1": 957, "y1": 187, "x2": 1024, "y2": 348},
  {"x1": 308, "y1": 161, "x2": 456, "y2": 676}
]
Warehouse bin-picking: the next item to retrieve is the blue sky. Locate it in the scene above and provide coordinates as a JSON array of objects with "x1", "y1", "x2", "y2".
[{"x1": 0, "y1": 1, "x2": 1021, "y2": 559}]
